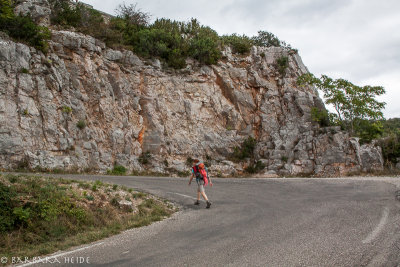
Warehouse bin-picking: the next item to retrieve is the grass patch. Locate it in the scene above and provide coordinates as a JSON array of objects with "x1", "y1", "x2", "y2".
[
  {"x1": 107, "y1": 165, "x2": 127, "y2": 175},
  {"x1": 0, "y1": 174, "x2": 174, "y2": 259},
  {"x1": 76, "y1": 120, "x2": 86, "y2": 130}
]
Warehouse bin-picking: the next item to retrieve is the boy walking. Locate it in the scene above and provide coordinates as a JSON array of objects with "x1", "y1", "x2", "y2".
[{"x1": 188, "y1": 159, "x2": 213, "y2": 208}]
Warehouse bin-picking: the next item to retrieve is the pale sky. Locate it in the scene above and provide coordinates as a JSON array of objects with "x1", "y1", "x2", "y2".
[{"x1": 81, "y1": 0, "x2": 400, "y2": 118}]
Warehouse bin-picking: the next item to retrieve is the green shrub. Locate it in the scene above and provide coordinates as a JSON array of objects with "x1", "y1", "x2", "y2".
[
  {"x1": 231, "y1": 136, "x2": 257, "y2": 161},
  {"x1": 112, "y1": 184, "x2": 118, "y2": 190},
  {"x1": 76, "y1": 120, "x2": 86, "y2": 129},
  {"x1": 78, "y1": 182, "x2": 90, "y2": 189},
  {"x1": 355, "y1": 119, "x2": 383, "y2": 145},
  {"x1": 0, "y1": 1, "x2": 51, "y2": 53},
  {"x1": 163, "y1": 159, "x2": 169, "y2": 167},
  {"x1": 107, "y1": 165, "x2": 127, "y2": 175},
  {"x1": 126, "y1": 24, "x2": 187, "y2": 68},
  {"x1": 94, "y1": 180, "x2": 104, "y2": 187},
  {"x1": 276, "y1": 56, "x2": 289, "y2": 76},
  {"x1": 20, "y1": 68, "x2": 29, "y2": 74},
  {"x1": 138, "y1": 152, "x2": 152, "y2": 165},
  {"x1": 110, "y1": 197, "x2": 119, "y2": 207},
  {"x1": 311, "y1": 107, "x2": 331, "y2": 127},
  {"x1": 252, "y1": 31, "x2": 282, "y2": 47},
  {"x1": 188, "y1": 26, "x2": 221, "y2": 64},
  {"x1": 221, "y1": 34, "x2": 253, "y2": 54},
  {"x1": 50, "y1": 0, "x2": 83, "y2": 28},
  {"x1": 62, "y1": 106, "x2": 72, "y2": 113},
  {"x1": 7, "y1": 175, "x2": 18, "y2": 183},
  {"x1": 132, "y1": 192, "x2": 146, "y2": 199},
  {"x1": 377, "y1": 133, "x2": 400, "y2": 166},
  {"x1": 12, "y1": 207, "x2": 31, "y2": 225},
  {"x1": 115, "y1": 3, "x2": 150, "y2": 28},
  {"x1": 0, "y1": 182, "x2": 17, "y2": 232},
  {"x1": 245, "y1": 160, "x2": 265, "y2": 174},
  {"x1": 281, "y1": 156, "x2": 288, "y2": 162},
  {"x1": 85, "y1": 195, "x2": 94, "y2": 201}
]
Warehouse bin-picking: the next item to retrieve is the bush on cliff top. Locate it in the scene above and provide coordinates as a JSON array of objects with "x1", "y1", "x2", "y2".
[
  {"x1": 48, "y1": 1, "x2": 291, "y2": 68},
  {"x1": 0, "y1": 0, "x2": 51, "y2": 53}
]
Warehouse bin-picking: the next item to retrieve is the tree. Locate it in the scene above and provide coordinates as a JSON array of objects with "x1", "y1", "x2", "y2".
[
  {"x1": 251, "y1": 30, "x2": 291, "y2": 48},
  {"x1": 115, "y1": 3, "x2": 150, "y2": 28},
  {"x1": 297, "y1": 73, "x2": 386, "y2": 134}
]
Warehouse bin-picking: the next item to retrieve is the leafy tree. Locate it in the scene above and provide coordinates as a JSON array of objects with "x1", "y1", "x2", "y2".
[
  {"x1": 221, "y1": 34, "x2": 253, "y2": 54},
  {"x1": 297, "y1": 73, "x2": 386, "y2": 134},
  {"x1": 50, "y1": 0, "x2": 83, "y2": 27},
  {"x1": 252, "y1": 31, "x2": 283, "y2": 47},
  {"x1": 355, "y1": 119, "x2": 383, "y2": 144},
  {"x1": 188, "y1": 26, "x2": 221, "y2": 64},
  {"x1": 115, "y1": 3, "x2": 150, "y2": 28}
]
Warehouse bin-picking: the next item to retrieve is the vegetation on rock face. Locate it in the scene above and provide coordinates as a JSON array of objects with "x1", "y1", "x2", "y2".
[
  {"x1": 377, "y1": 118, "x2": 400, "y2": 167},
  {"x1": 244, "y1": 160, "x2": 266, "y2": 174},
  {"x1": 0, "y1": 0, "x2": 293, "y2": 67},
  {"x1": 138, "y1": 151, "x2": 152, "y2": 165},
  {"x1": 231, "y1": 136, "x2": 257, "y2": 161},
  {"x1": 310, "y1": 107, "x2": 332, "y2": 127},
  {"x1": 251, "y1": 30, "x2": 291, "y2": 48},
  {"x1": 0, "y1": 174, "x2": 174, "y2": 259},
  {"x1": 276, "y1": 55, "x2": 289, "y2": 76},
  {"x1": 107, "y1": 165, "x2": 127, "y2": 175},
  {"x1": 230, "y1": 136, "x2": 266, "y2": 174},
  {"x1": 76, "y1": 119, "x2": 86, "y2": 129},
  {"x1": 0, "y1": 0, "x2": 51, "y2": 53},
  {"x1": 47, "y1": 1, "x2": 291, "y2": 68}
]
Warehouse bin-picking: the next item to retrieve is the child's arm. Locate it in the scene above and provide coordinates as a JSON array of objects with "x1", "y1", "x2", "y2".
[
  {"x1": 206, "y1": 167, "x2": 213, "y2": 186},
  {"x1": 188, "y1": 173, "x2": 194, "y2": 185}
]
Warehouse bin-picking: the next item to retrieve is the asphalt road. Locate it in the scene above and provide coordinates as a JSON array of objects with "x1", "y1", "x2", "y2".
[{"x1": 14, "y1": 174, "x2": 400, "y2": 267}]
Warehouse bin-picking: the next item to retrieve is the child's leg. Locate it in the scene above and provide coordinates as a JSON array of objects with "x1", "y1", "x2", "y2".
[
  {"x1": 201, "y1": 191, "x2": 209, "y2": 201},
  {"x1": 199, "y1": 183, "x2": 209, "y2": 201}
]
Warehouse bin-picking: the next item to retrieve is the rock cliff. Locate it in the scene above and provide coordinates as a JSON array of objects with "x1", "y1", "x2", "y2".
[{"x1": 0, "y1": 2, "x2": 383, "y2": 177}]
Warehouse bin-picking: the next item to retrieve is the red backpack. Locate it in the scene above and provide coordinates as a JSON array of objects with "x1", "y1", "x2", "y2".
[{"x1": 193, "y1": 164, "x2": 208, "y2": 185}]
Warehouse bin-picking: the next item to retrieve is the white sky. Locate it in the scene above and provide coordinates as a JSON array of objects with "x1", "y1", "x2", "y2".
[{"x1": 81, "y1": 0, "x2": 400, "y2": 118}]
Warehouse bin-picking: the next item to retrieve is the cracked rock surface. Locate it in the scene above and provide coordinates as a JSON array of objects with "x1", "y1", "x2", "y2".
[{"x1": 0, "y1": 25, "x2": 383, "y2": 176}]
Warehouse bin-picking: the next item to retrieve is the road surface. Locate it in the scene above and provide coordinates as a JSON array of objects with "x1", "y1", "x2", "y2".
[{"x1": 12, "y1": 174, "x2": 400, "y2": 267}]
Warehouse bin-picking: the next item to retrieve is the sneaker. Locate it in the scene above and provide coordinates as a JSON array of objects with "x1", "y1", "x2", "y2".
[
  {"x1": 194, "y1": 200, "x2": 200, "y2": 205},
  {"x1": 206, "y1": 201, "x2": 211, "y2": 209}
]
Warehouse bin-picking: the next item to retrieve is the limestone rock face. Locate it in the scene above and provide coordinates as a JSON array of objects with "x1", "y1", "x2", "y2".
[
  {"x1": 0, "y1": 28, "x2": 383, "y2": 176},
  {"x1": 14, "y1": 0, "x2": 52, "y2": 26}
]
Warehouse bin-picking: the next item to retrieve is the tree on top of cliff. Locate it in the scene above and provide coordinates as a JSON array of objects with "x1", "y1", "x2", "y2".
[
  {"x1": 0, "y1": 0, "x2": 51, "y2": 53},
  {"x1": 115, "y1": 3, "x2": 150, "y2": 28},
  {"x1": 297, "y1": 73, "x2": 386, "y2": 136}
]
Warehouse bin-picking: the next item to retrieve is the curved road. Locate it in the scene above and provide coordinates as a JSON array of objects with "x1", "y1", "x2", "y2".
[{"x1": 16, "y1": 175, "x2": 400, "y2": 267}]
